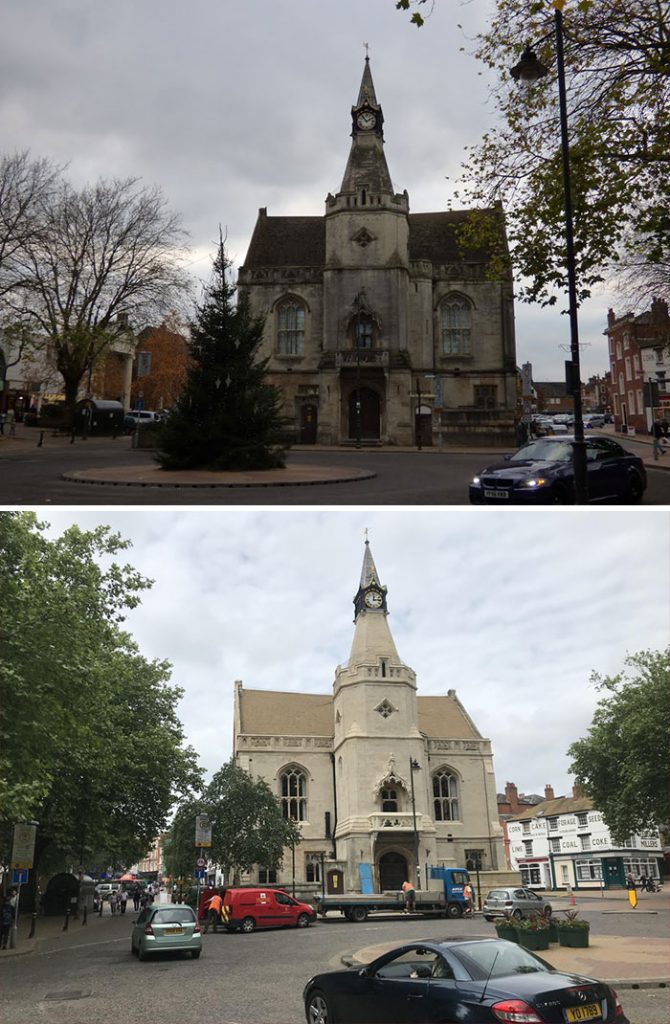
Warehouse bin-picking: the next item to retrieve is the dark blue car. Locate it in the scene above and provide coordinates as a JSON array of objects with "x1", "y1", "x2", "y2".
[
  {"x1": 469, "y1": 436, "x2": 646, "y2": 505},
  {"x1": 303, "y1": 938, "x2": 630, "y2": 1023}
]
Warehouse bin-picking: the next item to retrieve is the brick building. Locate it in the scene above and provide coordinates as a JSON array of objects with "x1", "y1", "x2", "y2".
[{"x1": 606, "y1": 298, "x2": 670, "y2": 434}]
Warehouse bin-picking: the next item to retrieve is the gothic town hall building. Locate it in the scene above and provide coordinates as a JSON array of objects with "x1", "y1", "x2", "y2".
[
  {"x1": 238, "y1": 58, "x2": 518, "y2": 447},
  {"x1": 233, "y1": 540, "x2": 504, "y2": 894}
]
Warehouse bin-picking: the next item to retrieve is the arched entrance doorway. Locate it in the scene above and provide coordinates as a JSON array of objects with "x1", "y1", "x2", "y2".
[
  {"x1": 378, "y1": 851, "x2": 408, "y2": 892},
  {"x1": 348, "y1": 387, "x2": 381, "y2": 441}
]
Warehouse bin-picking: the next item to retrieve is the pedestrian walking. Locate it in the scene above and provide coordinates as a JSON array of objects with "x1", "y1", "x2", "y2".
[
  {"x1": 1, "y1": 891, "x2": 16, "y2": 949},
  {"x1": 6, "y1": 409, "x2": 16, "y2": 436},
  {"x1": 626, "y1": 871, "x2": 637, "y2": 910},
  {"x1": 119, "y1": 889, "x2": 128, "y2": 915},
  {"x1": 109, "y1": 891, "x2": 117, "y2": 915},
  {"x1": 132, "y1": 886, "x2": 141, "y2": 912},
  {"x1": 401, "y1": 879, "x2": 416, "y2": 914},
  {"x1": 651, "y1": 418, "x2": 665, "y2": 459},
  {"x1": 204, "y1": 891, "x2": 223, "y2": 934},
  {"x1": 463, "y1": 881, "x2": 474, "y2": 916}
]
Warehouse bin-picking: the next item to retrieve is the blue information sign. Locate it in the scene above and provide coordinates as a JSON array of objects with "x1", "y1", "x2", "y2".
[
  {"x1": 194, "y1": 868, "x2": 205, "y2": 879},
  {"x1": 11, "y1": 869, "x2": 28, "y2": 885}
]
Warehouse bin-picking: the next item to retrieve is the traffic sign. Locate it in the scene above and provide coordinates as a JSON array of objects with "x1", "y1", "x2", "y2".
[
  {"x1": 196, "y1": 857, "x2": 206, "y2": 868},
  {"x1": 194, "y1": 868, "x2": 205, "y2": 880},
  {"x1": 11, "y1": 869, "x2": 28, "y2": 885}
]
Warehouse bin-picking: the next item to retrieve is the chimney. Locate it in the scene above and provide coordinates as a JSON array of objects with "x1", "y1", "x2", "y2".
[
  {"x1": 607, "y1": 308, "x2": 616, "y2": 327},
  {"x1": 505, "y1": 782, "x2": 519, "y2": 812},
  {"x1": 572, "y1": 783, "x2": 584, "y2": 799},
  {"x1": 117, "y1": 312, "x2": 129, "y2": 328},
  {"x1": 544, "y1": 785, "x2": 555, "y2": 801},
  {"x1": 651, "y1": 298, "x2": 669, "y2": 325}
]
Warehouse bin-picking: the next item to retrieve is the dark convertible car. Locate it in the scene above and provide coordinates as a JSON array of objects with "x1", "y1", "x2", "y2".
[
  {"x1": 303, "y1": 938, "x2": 629, "y2": 1023},
  {"x1": 469, "y1": 436, "x2": 646, "y2": 504}
]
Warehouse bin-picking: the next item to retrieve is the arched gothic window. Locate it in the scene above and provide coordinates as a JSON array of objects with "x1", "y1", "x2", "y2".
[
  {"x1": 280, "y1": 766, "x2": 307, "y2": 821},
  {"x1": 355, "y1": 316, "x2": 375, "y2": 349},
  {"x1": 433, "y1": 768, "x2": 459, "y2": 821},
  {"x1": 381, "y1": 786, "x2": 398, "y2": 812},
  {"x1": 440, "y1": 297, "x2": 472, "y2": 356},
  {"x1": 277, "y1": 299, "x2": 305, "y2": 356}
]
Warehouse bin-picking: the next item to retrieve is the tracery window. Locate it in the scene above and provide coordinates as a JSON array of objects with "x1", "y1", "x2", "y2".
[
  {"x1": 440, "y1": 297, "x2": 472, "y2": 356},
  {"x1": 381, "y1": 786, "x2": 398, "y2": 812},
  {"x1": 432, "y1": 768, "x2": 459, "y2": 821},
  {"x1": 306, "y1": 853, "x2": 323, "y2": 883},
  {"x1": 355, "y1": 316, "x2": 374, "y2": 349},
  {"x1": 280, "y1": 766, "x2": 307, "y2": 821},
  {"x1": 277, "y1": 299, "x2": 305, "y2": 356}
]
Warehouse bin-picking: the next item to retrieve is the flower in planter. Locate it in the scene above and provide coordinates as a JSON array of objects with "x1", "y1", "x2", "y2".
[
  {"x1": 558, "y1": 909, "x2": 590, "y2": 929},
  {"x1": 515, "y1": 912, "x2": 550, "y2": 932}
]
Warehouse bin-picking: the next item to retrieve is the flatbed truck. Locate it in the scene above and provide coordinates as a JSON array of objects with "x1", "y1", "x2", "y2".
[{"x1": 315, "y1": 867, "x2": 472, "y2": 922}]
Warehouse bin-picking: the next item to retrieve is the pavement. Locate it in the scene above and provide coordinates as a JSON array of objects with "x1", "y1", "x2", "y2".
[
  {"x1": 3, "y1": 889, "x2": 668, "y2": 992},
  {"x1": 1, "y1": 423, "x2": 668, "y2": 489}
]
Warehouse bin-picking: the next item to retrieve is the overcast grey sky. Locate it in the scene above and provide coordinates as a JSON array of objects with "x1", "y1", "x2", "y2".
[
  {"x1": 1, "y1": 0, "x2": 624, "y2": 380},
  {"x1": 38, "y1": 509, "x2": 669, "y2": 802}
]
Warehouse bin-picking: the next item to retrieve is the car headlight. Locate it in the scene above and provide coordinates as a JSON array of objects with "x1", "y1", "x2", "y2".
[
  {"x1": 471, "y1": 476, "x2": 482, "y2": 486},
  {"x1": 521, "y1": 477, "x2": 548, "y2": 489}
]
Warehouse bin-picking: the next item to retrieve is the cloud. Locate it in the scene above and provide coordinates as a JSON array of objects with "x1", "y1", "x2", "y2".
[
  {"x1": 0, "y1": 0, "x2": 619, "y2": 378},
  {"x1": 37, "y1": 509, "x2": 669, "y2": 800}
]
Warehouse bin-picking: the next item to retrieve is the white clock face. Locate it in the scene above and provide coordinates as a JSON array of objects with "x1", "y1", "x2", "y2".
[
  {"x1": 357, "y1": 110, "x2": 376, "y2": 130},
  {"x1": 365, "y1": 590, "x2": 383, "y2": 608}
]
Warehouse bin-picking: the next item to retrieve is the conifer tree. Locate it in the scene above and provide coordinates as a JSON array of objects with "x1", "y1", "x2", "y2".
[{"x1": 157, "y1": 240, "x2": 287, "y2": 470}]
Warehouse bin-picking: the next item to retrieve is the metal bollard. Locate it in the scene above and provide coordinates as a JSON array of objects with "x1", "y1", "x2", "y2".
[
  {"x1": 98, "y1": 899, "x2": 103, "y2": 917},
  {"x1": 82, "y1": 905, "x2": 88, "y2": 926},
  {"x1": 37, "y1": 431, "x2": 44, "y2": 447},
  {"x1": 29, "y1": 912, "x2": 37, "y2": 939},
  {"x1": 63, "y1": 908, "x2": 70, "y2": 931}
]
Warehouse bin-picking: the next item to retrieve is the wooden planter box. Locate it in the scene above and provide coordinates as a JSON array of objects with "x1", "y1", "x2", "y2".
[
  {"x1": 547, "y1": 920, "x2": 559, "y2": 943},
  {"x1": 495, "y1": 923, "x2": 519, "y2": 942},
  {"x1": 516, "y1": 928, "x2": 550, "y2": 951},
  {"x1": 558, "y1": 927, "x2": 590, "y2": 948}
]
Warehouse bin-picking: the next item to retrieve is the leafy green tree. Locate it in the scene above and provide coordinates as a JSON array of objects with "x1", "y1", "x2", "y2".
[
  {"x1": 156, "y1": 241, "x2": 288, "y2": 471},
  {"x1": 567, "y1": 649, "x2": 670, "y2": 843},
  {"x1": 163, "y1": 761, "x2": 301, "y2": 884},
  {"x1": 395, "y1": 0, "x2": 669, "y2": 307},
  {"x1": 0, "y1": 513, "x2": 202, "y2": 895}
]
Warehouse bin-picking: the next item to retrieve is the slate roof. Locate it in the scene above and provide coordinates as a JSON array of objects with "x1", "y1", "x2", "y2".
[
  {"x1": 241, "y1": 208, "x2": 501, "y2": 270},
  {"x1": 506, "y1": 794, "x2": 594, "y2": 821},
  {"x1": 236, "y1": 687, "x2": 481, "y2": 741}
]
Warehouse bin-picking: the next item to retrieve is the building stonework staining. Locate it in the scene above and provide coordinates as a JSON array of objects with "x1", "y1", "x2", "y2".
[
  {"x1": 238, "y1": 58, "x2": 517, "y2": 447},
  {"x1": 505, "y1": 789, "x2": 663, "y2": 891},
  {"x1": 233, "y1": 540, "x2": 504, "y2": 893}
]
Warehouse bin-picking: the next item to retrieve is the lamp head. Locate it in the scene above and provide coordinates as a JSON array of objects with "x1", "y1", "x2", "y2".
[{"x1": 510, "y1": 44, "x2": 549, "y2": 84}]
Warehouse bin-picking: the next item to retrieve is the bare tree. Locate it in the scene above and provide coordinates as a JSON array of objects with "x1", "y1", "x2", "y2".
[
  {"x1": 0, "y1": 152, "x2": 62, "y2": 298},
  {"x1": 9, "y1": 175, "x2": 192, "y2": 416}
]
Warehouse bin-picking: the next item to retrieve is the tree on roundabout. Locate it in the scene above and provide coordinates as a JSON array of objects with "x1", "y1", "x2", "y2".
[{"x1": 156, "y1": 236, "x2": 289, "y2": 472}]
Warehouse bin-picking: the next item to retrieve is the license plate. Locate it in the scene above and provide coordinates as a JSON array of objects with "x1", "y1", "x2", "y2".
[
  {"x1": 163, "y1": 926, "x2": 183, "y2": 934},
  {"x1": 484, "y1": 489, "x2": 509, "y2": 499},
  {"x1": 565, "y1": 1004, "x2": 601, "y2": 1021}
]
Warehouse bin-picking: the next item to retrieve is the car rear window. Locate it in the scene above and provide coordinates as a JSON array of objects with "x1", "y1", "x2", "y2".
[
  {"x1": 152, "y1": 908, "x2": 195, "y2": 924},
  {"x1": 486, "y1": 890, "x2": 508, "y2": 900}
]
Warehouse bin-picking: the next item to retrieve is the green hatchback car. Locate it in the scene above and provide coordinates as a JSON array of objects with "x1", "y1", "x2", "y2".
[{"x1": 131, "y1": 904, "x2": 202, "y2": 961}]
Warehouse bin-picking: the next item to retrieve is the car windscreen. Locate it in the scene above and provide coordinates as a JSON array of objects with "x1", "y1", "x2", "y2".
[
  {"x1": 151, "y1": 908, "x2": 195, "y2": 924},
  {"x1": 511, "y1": 440, "x2": 573, "y2": 462}
]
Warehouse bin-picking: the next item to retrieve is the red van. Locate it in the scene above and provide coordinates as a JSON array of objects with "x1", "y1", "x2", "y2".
[{"x1": 222, "y1": 887, "x2": 317, "y2": 933}]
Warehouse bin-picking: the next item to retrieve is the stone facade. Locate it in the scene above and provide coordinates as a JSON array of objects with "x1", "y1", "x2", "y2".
[
  {"x1": 238, "y1": 59, "x2": 517, "y2": 447},
  {"x1": 233, "y1": 541, "x2": 504, "y2": 894}
]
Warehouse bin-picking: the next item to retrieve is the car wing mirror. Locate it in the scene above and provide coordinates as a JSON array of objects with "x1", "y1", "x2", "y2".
[
  {"x1": 358, "y1": 967, "x2": 370, "y2": 978},
  {"x1": 504, "y1": 454, "x2": 512, "y2": 462}
]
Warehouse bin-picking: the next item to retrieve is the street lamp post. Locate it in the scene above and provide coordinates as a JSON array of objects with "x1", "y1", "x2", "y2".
[
  {"x1": 416, "y1": 378, "x2": 422, "y2": 450},
  {"x1": 409, "y1": 758, "x2": 421, "y2": 886},
  {"x1": 511, "y1": 0, "x2": 588, "y2": 503}
]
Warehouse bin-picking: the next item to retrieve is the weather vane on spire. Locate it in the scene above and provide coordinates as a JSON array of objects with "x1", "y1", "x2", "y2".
[
  {"x1": 364, "y1": 527, "x2": 369, "y2": 542},
  {"x1": 363, "y1": 41, "x2": 370, "y2": 59}
]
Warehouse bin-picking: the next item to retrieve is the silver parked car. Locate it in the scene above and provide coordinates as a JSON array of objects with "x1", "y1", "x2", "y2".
[
  {"x1": 483, "y1": 887, "x2": 552, "y2": 921},
  {"x1": 131, "y1": 904, "x2": 202, "y2": 960}
]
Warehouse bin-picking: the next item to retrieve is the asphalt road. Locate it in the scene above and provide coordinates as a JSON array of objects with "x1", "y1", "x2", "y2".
[
  {"x1": 2, "y1": 907, "x2": 667, "y2": 1024},
  {"x1": 2, "y1": 434, "x2": 670, "y2": 505}
]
